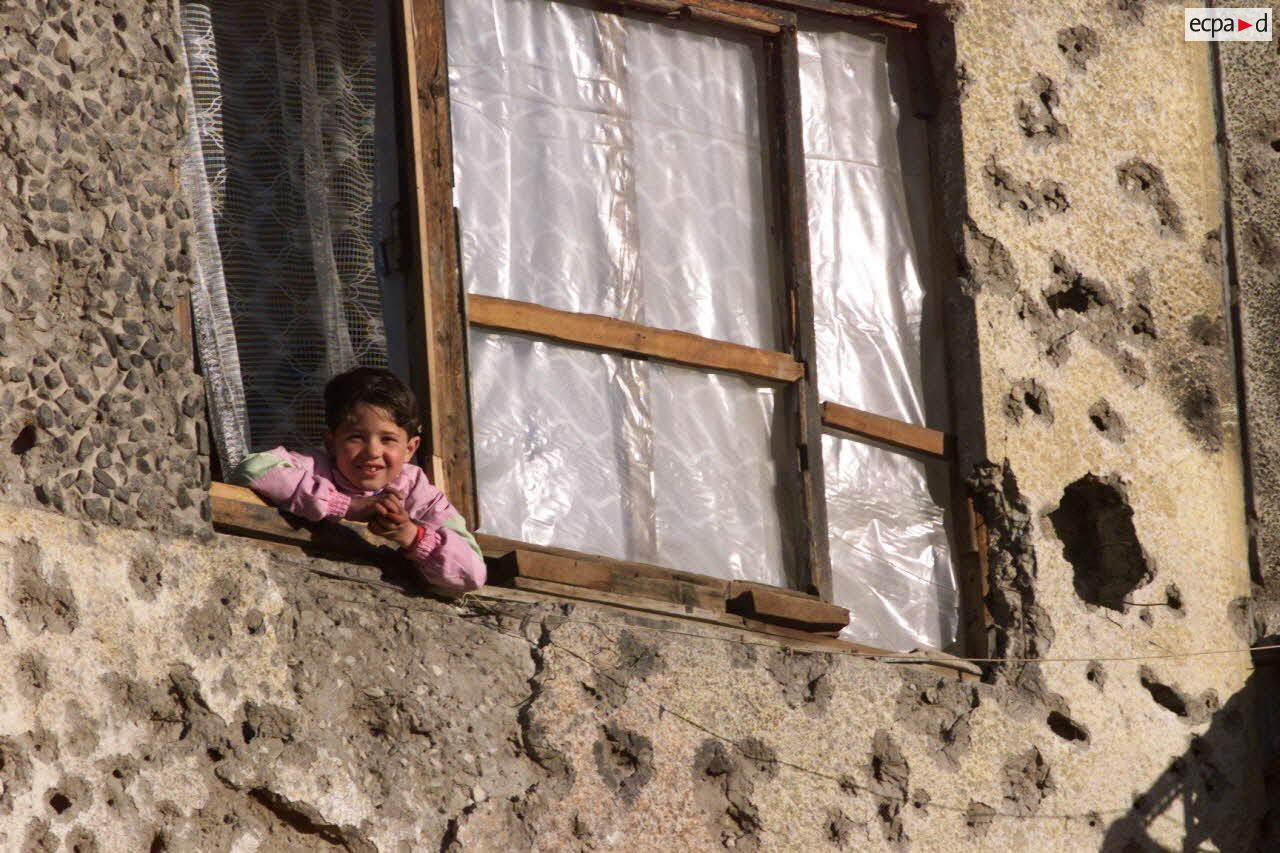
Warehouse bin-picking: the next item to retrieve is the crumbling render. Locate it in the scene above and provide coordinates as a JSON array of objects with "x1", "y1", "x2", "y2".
[
  {"x1": 1004, "y1": 378, "x2": 1054, "y2": 426},
  {"x1": 1016, "y1": 74, "x2": 1069, "y2": 145},
  {"x1": 692, "y1": 737, "x2": 778, "y2": 852},
  {"x1": 1116, "y1": 158, "x2": 1185, "y2": 237},
  {"x1": 959, "y1": 219, "x2": 1019, "y2": 297},
  {"x1": 1056, "y1": 26, "x2": 1100, "y2": 71},
  {"x1": 983, "y1": 157, "x2": 1070, "y2": 223}
]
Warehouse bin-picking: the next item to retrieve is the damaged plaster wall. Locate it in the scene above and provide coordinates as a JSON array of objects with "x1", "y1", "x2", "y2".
[
  {"x1": 0, "y1": 503, "x2": 1260, "y2": 850},
  {"x1": 0, "y1": 0, "x2": 1267, "y2": 850}
]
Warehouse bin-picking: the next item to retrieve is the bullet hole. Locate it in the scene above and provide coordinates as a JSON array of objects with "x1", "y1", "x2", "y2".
[
  {"x1": 1139, "y1": 667, "x2": 1188, "y2": 717},
  {"x1": 960, "y1": 220, "x2": 1019, "y2": 297},
  {"x1": 966, "y1": 801, "x2": 996, "y2": 838},
  {"x1": 1271, "y1": 139, "x2": 1280, "y2": 153},
  {"x1": 1088, "y1": 400, "x2": 1127, "y2": 444},
  {"x1": 825, "y1": 810, "x2": 856, "y2": 848},
  {"x1": 983, "y1": 158, "x2": 1071, "y2": 222},
  {"x1": 1165, "y1": 583, "x2": 1184, "y2": 614},
  {"x1": 1003, "y1": 748, "x2": 1054, "y2": 816},
  {"x1": 10, "y1": 425, "x2": 36, "y2": 455},
  {"x1": 1110, "y1": 0, "x2": 1145, "y2": 24},
  {"x1": 1046, "y1": 253, "x2": 1110, "y2": 315},
  {"x1": 1116, "y1": 158, "x2": 1184, "y2": 237},
  {"x1": 1049, "y1": 474, "x2": 1155, "y2": 612},
  {"x1": 1085, "y1": 661, "x2": 1106, "y2": 691},
  {"x1": 149, "y1": 833, "x2": 168, "y2": 853},
  {"x1": 1017, "y1": 75, "x2": 1069, "y2": 145},
  {"x1": 113, "y1": 12, "x2": 127, "y2": 30},
  {"x1": 593, "y1": 725, "x2": 654, "y2": 802},
  {"x1": 48, "y1": 791, "x2": 72, "y2": 814},
  {"x1": 1005, "y1": 379, "x2": 1054, "y2": 426},
  {"x1": 1057, "y1": 26, "x2": 1100, "y2": 71},
  {"x1": 1047, "y1": 711, "x2": 1090, "y2": 743}
]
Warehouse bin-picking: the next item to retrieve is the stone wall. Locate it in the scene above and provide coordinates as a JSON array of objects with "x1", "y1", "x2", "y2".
[
  {"x1": 0, "y1": 0, "x2": 1270, "y2": 850},
  {"x1": 0, "y1": 0, "x2": 207, "y2": 534}
]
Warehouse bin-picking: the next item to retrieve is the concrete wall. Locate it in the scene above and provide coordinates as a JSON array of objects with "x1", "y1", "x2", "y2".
[{"x1": 0, "y1": 0, "x2": 1269, "y2": 850}]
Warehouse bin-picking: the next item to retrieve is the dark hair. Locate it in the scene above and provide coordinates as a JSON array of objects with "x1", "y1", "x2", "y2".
[{"x1": 323, "y1": 367, "x2": 422, "y2": 436}]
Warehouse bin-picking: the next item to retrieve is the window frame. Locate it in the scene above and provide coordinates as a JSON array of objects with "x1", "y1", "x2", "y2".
[{"x1": 203, "y1": 0, "x2": 991, "y2": 656}]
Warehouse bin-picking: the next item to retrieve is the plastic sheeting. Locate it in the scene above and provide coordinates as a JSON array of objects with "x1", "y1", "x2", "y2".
[
  {"x1": 799, "y1": 27, "x2": 957, "y2": 651},
  {"x1": 469, "y1": 331, "x2": 794, "y2": 586},
  {"x1": 447, "y1": 0, "x2": 779, "y2": 349},
  {"x1": 449, "y1": 1, "x2": 956, "y2": 649}
]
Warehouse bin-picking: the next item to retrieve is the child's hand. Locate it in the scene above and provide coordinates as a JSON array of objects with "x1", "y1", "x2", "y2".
[
  {"x1": 367, "y1": 488, "x2": 420, "y2": 549},
  {"x1": 345, "y1": 495, "x2": 381, "y2": 522}
]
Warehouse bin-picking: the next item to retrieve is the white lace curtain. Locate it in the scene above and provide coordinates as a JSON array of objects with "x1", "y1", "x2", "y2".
[{"x1": 178, "y1": 0, "x2": 391, "y2": 471}]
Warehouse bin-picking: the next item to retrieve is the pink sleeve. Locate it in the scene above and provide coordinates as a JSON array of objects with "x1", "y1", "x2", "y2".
[
  {"x1": 400, "y1": 470, "x2": 487, "y2": 591},
  {"x1": 402, "y1": 525, "x2": 487, "y2": 591},
  {"x1": 231, "y1": 448, "x2": 350, "y2": 523}
]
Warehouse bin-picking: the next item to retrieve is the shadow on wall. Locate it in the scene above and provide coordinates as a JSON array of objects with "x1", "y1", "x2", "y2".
[{"x1": 1102, "y1": 661, "x2": 1267, "y2": 852}]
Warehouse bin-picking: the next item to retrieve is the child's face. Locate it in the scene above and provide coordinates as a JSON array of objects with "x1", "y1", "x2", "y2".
[{"x1": 323, "y1": 403, "x2": 421, "y2": 493}]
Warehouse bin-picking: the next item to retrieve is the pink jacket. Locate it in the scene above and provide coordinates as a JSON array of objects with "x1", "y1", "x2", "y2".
[{"x1": 230, "y1": 447, "x2": 486, "y2": 591}]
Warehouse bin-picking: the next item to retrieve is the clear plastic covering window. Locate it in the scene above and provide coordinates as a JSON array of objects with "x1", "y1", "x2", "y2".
[
  {"x1": 448, "y1": 1, "x2": 959, "y2": 651},
  {"x1": 446, "y1": 0, "x2": 781, "y2": 350},
  {"x1": 469, "y1": 331, "x2": 795, "y2": 586},
  {"x1": 800, "y1": 26, "x2": 957, "y2": 651}
]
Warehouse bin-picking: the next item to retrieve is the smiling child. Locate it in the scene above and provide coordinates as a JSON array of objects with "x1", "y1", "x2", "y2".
[{"x1": 230, "y1": 367, "x2": 486, "y2": 590}]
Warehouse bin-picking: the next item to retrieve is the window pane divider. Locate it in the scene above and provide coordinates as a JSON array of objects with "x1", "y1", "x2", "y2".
[
  {"x1": 820, "y1": 400, "x2": 951, "y2": 459},
  {"x1": 771, "y1": 28, "x2": 833, "y2": 600},
  {"x1": 467, "y1": 293, "x2": 805, "y2": 383},
  {"x1": 404, "y1": 0, "x2": 477, "y2": 525},
  {"x1": 613, "y1": 0, "x2": 796, "y2": 34}
]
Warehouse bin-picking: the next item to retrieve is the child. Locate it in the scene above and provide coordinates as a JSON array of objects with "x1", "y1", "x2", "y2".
[{"x1": 230, "y1": 367, "x2": 486, "y2": 591}]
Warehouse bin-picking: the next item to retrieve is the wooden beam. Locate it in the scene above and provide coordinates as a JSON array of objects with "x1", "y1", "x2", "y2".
[
  {"x1": 467, "y1": 294, "x2": 804, "y2": 383},
  {"x1": 210, "y1": 482, "x2": 395, "y2": 557},
  {"x1": 821, "y1": 401, "x2": 950, "y2": 459},
  {"x1": 725, "y1": 580, "x2": 849, "y2": 635},
  {"x1": 772, "y1": 31, "x2": 833, "y2": 601},
  {"x1": 403, "y1": 0, "x2": 477, "y2": 525},
  {"x1": 495, "y1": 548, "x2": 729, "y2": 613},
  {"x1": 616, "y1": 0, "x2": 794, "y2": 33},
  {"x1": 748, "y1": 0, "x2": 918, "y2": 28},
  {"x1": 478, "y1": 533, "x2": 729, "y2": 592}
]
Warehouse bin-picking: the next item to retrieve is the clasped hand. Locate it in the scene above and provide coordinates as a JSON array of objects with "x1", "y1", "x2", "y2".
[{"x1": 347, "y1": 488, "x2": 420, "y2": 548}]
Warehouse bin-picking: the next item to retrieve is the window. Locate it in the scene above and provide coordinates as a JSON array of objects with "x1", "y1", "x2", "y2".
[{"x1": 186, "y1": 0, "x2": 978, "y2": 655}]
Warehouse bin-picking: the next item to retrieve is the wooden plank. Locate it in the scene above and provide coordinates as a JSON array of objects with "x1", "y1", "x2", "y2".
[
  {"x1": 748, "y1": 0, "x2": 917, "y2": 27},
  {"x1": 726, "y1": 580, "x2": 849, "y2": 635},
  {"x1": 772, "y1": 31, "x2": 833, "y2": 601},
  {"x1": 404, "y1": 0, "x2": 477, "y2": 525},
  {"x1": 468, "y1": 294, "x2": 804, "y2": 383},
  {"x1": 511, "y1": 576, "x2": 737, "y2": 623},
  {"x1": 821, "y1": 401, "x2": 951, "y2": 459},
  {"x1": 210, "y1": 485, "x2": 392, "y2": 557},
  {"x1": 477, "y1": 533, "x2": 730, "y2": 593},
  {"x1": 685, "y1": 0, "x2": 793, "y2": 28},
  {"x1": 686, "y1": 6, "x2": 780, "y2": 33},
  {"x1": 614, "y1": 0, "x2": 793, "y2": 31}
]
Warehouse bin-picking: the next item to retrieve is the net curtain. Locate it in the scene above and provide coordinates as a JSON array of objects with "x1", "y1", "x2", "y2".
[{"x1": 178, "y1": 0, "x2": 391, "y2": 472}]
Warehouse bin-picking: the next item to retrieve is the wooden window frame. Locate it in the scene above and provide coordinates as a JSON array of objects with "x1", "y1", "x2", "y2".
[{"x1": 205, "y1": 0, "x2": 990, "y2": 658}]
